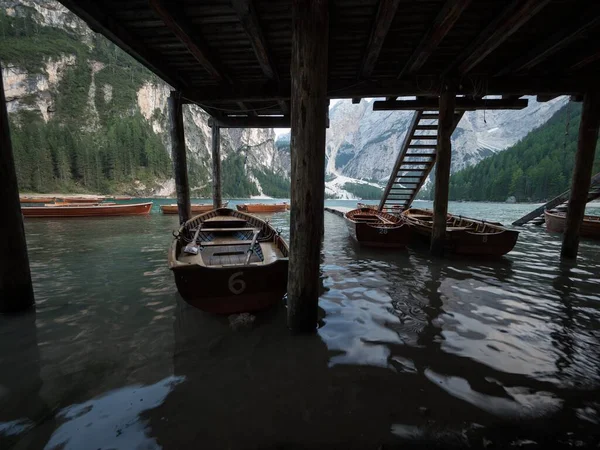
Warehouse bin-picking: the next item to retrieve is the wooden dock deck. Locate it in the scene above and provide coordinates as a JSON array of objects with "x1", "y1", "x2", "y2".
[{"x1": 325, "y1": 207, "x2": 351, "y2": 218}]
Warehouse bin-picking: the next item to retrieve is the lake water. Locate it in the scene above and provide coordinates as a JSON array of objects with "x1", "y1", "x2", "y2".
[{"x1": 1, "y1": 199, "x2": 600, "y2": 449}]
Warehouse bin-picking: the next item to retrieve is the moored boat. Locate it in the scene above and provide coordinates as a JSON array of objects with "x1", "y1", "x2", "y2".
[
  {"x1": 160, "y1": 201, "x2": 229, "y2": 215},
  {"x1": 60, "y1": 196, "x2": 105, "y2": 203},
  {"x1": 344, "y1": 208, "x2": 411, "y2": 248},
  {"x1": 21, "y1": 202, "x2": 152, "y2": 218},
  {"x1": 402, "y1": 208, "x2": 519, "y2": 256},
  {"x1": 236, "y1": 203, "x2": 288, "y2": 213},
  {"x1": 544, "y1": 209, "x2": 600, "y2": 239},
  {"x1": 168, "y1": 208, "x2": 289, "y2": 314},
  {"x1": 20, "y1": 196, "x2": 56, "y2": 203}
]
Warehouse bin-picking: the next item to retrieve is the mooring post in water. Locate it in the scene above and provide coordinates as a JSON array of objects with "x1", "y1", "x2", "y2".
[
  {"x1": 430, "y1": 87, "x2": 455, "y2": 256},
  {"x1": 211, "y1": 123, "x2": 222, "y2": 210},
  {"x1": 168, "y1": 91, "x2": 191, "y2": 225},
  {"x1": 287, "y1": 0, "x2": 328, "y2": 333},
  {"x1": 0, "y1": 67, "x2": 34, "y2": 313},
  {"x1": 561, "y1": 92, "x2": 600, "y2": 259}
]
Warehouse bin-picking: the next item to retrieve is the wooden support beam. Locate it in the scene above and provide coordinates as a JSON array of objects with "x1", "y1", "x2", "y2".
[
  {"x1": 277, "y1": 100, "x2": 290, "y2": 115},
  {"x1": 183, "y1": 76, "x2": 590, "y2": 104},
  {"x1": 360, "y1": 0, "x2": 401, "y2": 78},
  {"x1": 455, "y1": 0, "x2": 551, "y2": 74},
  {"x1": 211, "y1": 116, "x2": 291, "y2": 128},
  {"x1": 352, "y1": 98, "x2": 361, "y2": 104},
  {"x1": 570, "y1": 49, "x2": 600, "y2": 72},
  {"x1": 288, "y1": 0, "x2": 328, "y2": 333},
  {"x1": 561, "y1": 91, "x2": 600, "y2": 259},
  {"x1": 168, "y1": 92, "x2": 191, "y2": 225},
  {"x1": 430, "y1": 88, "x2": 455, "y2": 256},
  {"x1": 211, "y1": 125, "x2": 223, "y2": 210},
  {"x1": 499, "y1": 10, "x2": 600, "y2": 75},
  {"x1": 232, "y1": 0, "x2": 279, "y2": 81},
  {"x1": 59, "y1": 0, "x2": 184, "y2": 88},
  {"x1": 149, "y1": 0, "x2": 227, "y2": 81},
  {"x1": 373, "y1": 97, "x2": 528, "y2": 111},
  {"x1": 399, "y1": 0, "x2": 471, "y2": 77},
  {"x1": 0, "y1": 64, "x2": 34, "y2": 313},
  {"x1": 536, "y1": 95, "x2": 560, "y2": 103}
]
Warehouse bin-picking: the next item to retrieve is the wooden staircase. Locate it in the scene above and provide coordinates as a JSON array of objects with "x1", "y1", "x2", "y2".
[{"x1": 378, "y1": 110, "x2": 464, "y2": 212}]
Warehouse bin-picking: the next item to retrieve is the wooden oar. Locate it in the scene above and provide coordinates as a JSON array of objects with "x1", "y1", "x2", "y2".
[
  {"x1": 244, "y1": 229, "x2": 260, "y2": 265},
  {"x1": 183, "y1": 226, "x2": 203, "y2": 255}
]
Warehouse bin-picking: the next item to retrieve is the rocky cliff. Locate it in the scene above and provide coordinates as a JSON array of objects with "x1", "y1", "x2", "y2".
[{"x1": 1, "y1": 0, "x2": 288, "y2": 197}]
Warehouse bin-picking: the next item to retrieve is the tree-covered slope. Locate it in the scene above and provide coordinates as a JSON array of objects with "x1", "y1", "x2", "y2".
[{"x1": 421, "y1": 103, "x2": 600, "y2": 202}]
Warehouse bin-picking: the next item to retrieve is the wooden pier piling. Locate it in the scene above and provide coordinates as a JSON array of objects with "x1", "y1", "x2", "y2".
[
  {"x1": 0, "y1": 67, "x2": 34, "y2": 313},
  {"x1": 561, "y1": 91, "x2": 600, "y2": 259},
  {"x1": 430, "y1": 88, "x2": 455, "y2": 256},
  {"x1": 287, "y1": 0, "x2": 329, "y2": 333},
  {"x1": 211, "y1": 124, "x2": 222, "y2": 210},
  {"x1": 168, "y1": 91, "x2": 191, "y2": 225}
]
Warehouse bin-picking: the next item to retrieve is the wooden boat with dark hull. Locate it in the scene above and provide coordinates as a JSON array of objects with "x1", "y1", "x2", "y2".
[
  {"x1": 344, "y1": 208, "x2": 411, "y2": 248},
  {"x1": 236, "y1": 203, "x2": 288, "y2": 213},
  {"x1": 160, "y1": 201, "x2": 229, "y2": 215},
  {"x1": 545, "y1": 210, "x2": 600, "y2": 239},
  {"x1": 21, "y1": 202, "x2": 152, "y2": 218},
  {"x1": 403, "y1": 208, "x2": 519, "y2": 257},
  {"x1": 168, "y1": 208, "x2": 289, "y2": 314}
]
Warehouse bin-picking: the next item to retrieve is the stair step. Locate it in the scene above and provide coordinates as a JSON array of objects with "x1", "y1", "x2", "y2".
[
  {"x1": 415, "y1": 125, "x2": 438, "y2": 130},
  {"x1": 411, "y1": 136, "x2": 438, "y2": 141},
  {"x1": 397, "y1": 168, "x2": 427, "y2": 172},
  {"x1": 407, "y1": 145, "x2": 437, "y2": 149},
  {"x1": 421, "y1": 113, "x2": 439, "y2": 119},
  {"x1": 391, "y1": 183, "x2": 419, "y2": 187},
  {"x1": 405, "y1": 152, "x2": 436, "y2": 157}
]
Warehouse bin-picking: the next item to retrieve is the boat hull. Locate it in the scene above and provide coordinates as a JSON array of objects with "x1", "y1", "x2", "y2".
[
  {"x1": 160, "y1": 202, "x2": 228, "y2": 214},
  {"x1": 21, "y1": 202, "x2": 152, "y2": 218},
  {"x1": 236, "y1": 203, "x2": 288, "y2": 213},
  {"x1": 172, "y1": 259, "x2": 288, "y2": 314},
  {"x1": 345, "y1": 217, "x2": 411, "y2": 248},
  {"x1": 403, "y1": 208, "x2": 519, "y2": 257},
  {"x1": 545, "y1": 210, "x2": 600, "y2": 239}
]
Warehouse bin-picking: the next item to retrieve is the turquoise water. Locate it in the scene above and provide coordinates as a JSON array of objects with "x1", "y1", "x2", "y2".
[{"x1": 1, "y1": 199, "x2": 600, "y2": 449}]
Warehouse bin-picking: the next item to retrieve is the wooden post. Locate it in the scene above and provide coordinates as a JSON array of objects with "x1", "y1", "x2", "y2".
[
  {"x1": 0, "y1": 66, "x2": 34, "y2": 313},
  {"x1": 287, "y1": 0, "x2": 329, "y2": 333},
  {"x1": 430, "y1": 87, "x2": 455, "y2": 256},
  {"x1": 168, "y1": 91, "x2": 191, "y2": 225},
  {"x1": 211, "y1": 124, "x2": 222, "y2": 209},
  {"x1": 561, "y1": 92, "x2": 600, "y2": 258}
]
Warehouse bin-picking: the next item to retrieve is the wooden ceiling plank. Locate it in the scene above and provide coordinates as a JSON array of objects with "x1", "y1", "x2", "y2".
[
  {"x1": 360, "y1": 0, "x2": 402, "y2": 78},
  {"x1": 232, "y1": 0, "x2": 279, "y2": 82},
  {"x1": 149, "y1": 0, "x2": 228, "y2": 82},
  {"x1": 499, "y1": 9, "x2": 600, "y2": 75},
  {"x1": 398, "y1": 0, "x2": 472, "y2": 77},
  {"x1": 455, "y1": 0, "x2": 551, "y2": 74},
  {"x1": 570, "y1": 49, "x2": 600, "y2": 72}
]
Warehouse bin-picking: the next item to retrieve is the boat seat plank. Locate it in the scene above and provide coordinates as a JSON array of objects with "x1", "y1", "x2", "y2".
[
  {"x1": 201, "y1": 240, "x2": 255, "y2": 247},
  {"x1": 199, "y1": 227, "x2": 259, "y2": 232}
]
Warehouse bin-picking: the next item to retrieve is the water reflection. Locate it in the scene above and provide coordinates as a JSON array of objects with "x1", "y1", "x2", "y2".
[{"x1": 1, "y1": 201, "x2": 599, "y2": 448}]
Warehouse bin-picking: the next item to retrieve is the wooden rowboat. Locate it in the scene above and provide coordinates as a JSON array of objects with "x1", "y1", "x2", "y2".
[
  {"x1": 21, "y1": 202, "x2": 152, "y2": 218},
  {"x1": 356, "y1": 203, "x2": 403, "y2": 214},
  {"x1": 168, "y1": 208, "x2": 289, "y2": 314},
  {"x1": 59, "y1": 196, "x2": 105, "y2": 203},
  {"x1": 345, "y1": 208, "x2": 411, "y2": 248},
  {"x1": 20, "y1": 196, "x2": 56, "y2": 203},
  {"x1": 545, "y1": 210, "x2": 600, "y2": 239},
  {"x1": 45, "y1": 202, "x2": 116, "y2": 207},
  {"x1": 402, "y1": 208, "x2": 519, "y2": 256},
  {"x1": 160, "y1": 201, "x2": 229, "y2": 215},
  {"x1": 236, "y1": 203, "x2": 288, "y2": 213}
]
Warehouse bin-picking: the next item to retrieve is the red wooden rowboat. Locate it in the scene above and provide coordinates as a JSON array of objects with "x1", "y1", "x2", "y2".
[
  {"x1": 544, "y1": 210, "x2": 600, "y2": 239},
  {"x1": 236, "y1": 203, "x2": 288, "y2": 213},
  {"x1": 344, "y1": 208, "x2": 411, "y2": 248},
  {"x1": 403, "y1": 208, "x2": 519, "y2": 257},
  {"x1": 160, "y1": 201, "x2": 229, "y2": 214},
  {"x1": 169, "y1": 208, "x2": 288, "y2": 314},
  {"x1": 21, "y1": 202, "x2": 152, "y2": 218},
  {"x1": 20, "y1": 196, "x2": 56, "y2": 203},
  {"x1": 59, "y1": 196, "x2": 105, "y2": 203}
]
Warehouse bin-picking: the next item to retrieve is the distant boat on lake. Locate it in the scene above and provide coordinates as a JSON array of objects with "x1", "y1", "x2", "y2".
[
  {"x1": 545, "y1": 210, "x2": 600, "y2": 239},
  {"x1": 236, "y1": 203, "x2": 289, "y2": 213},
  {"x1": 403, "y1": 208, "x2": 519, "y2": 256},
  {"x1": 168, "y1": 208, "x2": 288, "y2": 314},
  {"x1": 160, "y1": 201, "x2": 229, "y2": 215},
  {"x1": 21, "y1": 202, "x2": 152, "y2": 218},
  {"x1": 345, "y1": 208, "x2": 411, "y2": 248}
]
